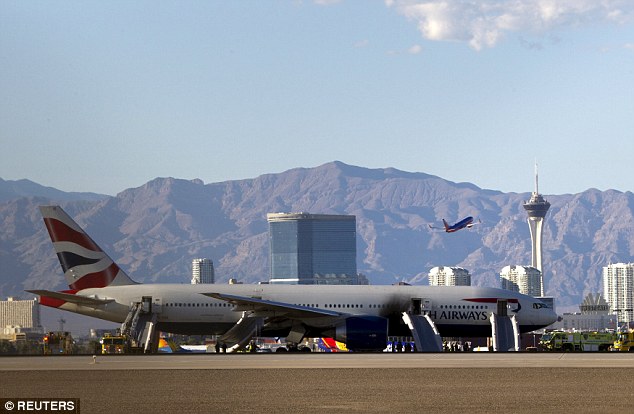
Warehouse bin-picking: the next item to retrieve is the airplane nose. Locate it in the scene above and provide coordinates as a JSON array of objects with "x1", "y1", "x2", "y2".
[{"x1": 545, "y1": 308, "x2": 558, "y2": 325}]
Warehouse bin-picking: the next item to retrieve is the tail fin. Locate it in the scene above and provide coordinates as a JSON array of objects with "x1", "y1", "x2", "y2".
[
  {"x1": 39, "y1": 205, "x2": 137, "y2": 290},
  {"x1": 442, "y1": 219, "x2": 450, "y2": 231}
]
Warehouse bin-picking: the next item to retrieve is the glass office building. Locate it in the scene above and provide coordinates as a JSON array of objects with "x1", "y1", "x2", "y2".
[{"x1": 267, "y1": 213, "x2": 357, "y2": 284}]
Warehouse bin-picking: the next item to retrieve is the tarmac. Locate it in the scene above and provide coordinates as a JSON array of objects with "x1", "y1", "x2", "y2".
[{"x1": 2, "y1": 353, "x2": 634, "y2": 413}]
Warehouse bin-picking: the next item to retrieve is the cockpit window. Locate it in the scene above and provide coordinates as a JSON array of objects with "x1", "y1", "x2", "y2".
[{"x1": 532, "y1": 302, "x2": 547, "y2": 309}]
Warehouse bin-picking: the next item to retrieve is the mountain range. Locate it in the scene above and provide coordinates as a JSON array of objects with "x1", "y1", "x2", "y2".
[
  {"x1": 0, "y1": 178, "x2": 108, "y2": 203},
  {"x1": 2, "y1": 161, "x2": 634, "y2": 314}
]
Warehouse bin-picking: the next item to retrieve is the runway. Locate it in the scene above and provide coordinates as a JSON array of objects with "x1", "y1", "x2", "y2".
[
  {"x1": 2, "y1": 354, "x2": 633, "y2": 413},
  {"x1": 2, "y1": 352, "x2": 634, "y2": 370}
]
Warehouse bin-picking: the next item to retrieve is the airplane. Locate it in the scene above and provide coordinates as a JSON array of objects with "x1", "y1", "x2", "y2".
[
  {"x1": 27, "y1": 206, "x2": 556, "y2": 352},
  {"x1": 317, "y1": 337, "x2": 348, "y2": 352},
  {"x1": 429, "y1": 216, "x2": 481, "y2": 233},
  {"x1": 157, "y1": 337, "x2": 207, "y2": 353}
]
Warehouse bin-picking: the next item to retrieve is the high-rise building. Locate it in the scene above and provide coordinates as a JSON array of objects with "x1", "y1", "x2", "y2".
[
  {"x1": 0, "y1": 297, "x2": 41, "y2": 332},
  {"x1": 428, "y1": 266, "x2": 471, "y2": 286},
  {"x1": 603, "y1": 263, "x2": 634, "y2": 324},
  {"x1": 522, "y1": 163, "x2": 550, "y2": 296},
  {"x1": 267, "y1": 213, "x2": 357, "y2": 284},
  {"x1": 500, "y1": 265, "x2": 543, "y2": 297},
  {"x1": 191, "y1": 258, "x2": 215, "y2": 284}
]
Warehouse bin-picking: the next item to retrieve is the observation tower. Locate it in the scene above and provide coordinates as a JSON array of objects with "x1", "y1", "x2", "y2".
[{"x1": 522, "y1": 164, "x2": 550, "y2": 297}]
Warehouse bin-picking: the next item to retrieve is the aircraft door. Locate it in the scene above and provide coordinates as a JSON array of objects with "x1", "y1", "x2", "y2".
[
  {"x1": 497, "y1": 300, "x2": 508, "y2": 317},
  {"x1": 152, "y1": 297, "x2": 162, "y2": 314},
  {"x1": 410, "y1": 298, "x2": 433, "y2": 315},
  {"x1": 410, "y1": 298, "x2": 422, "y2": 315},
  {"x1": 142, "y1": 296, "x2": 152, "y2": 313}
]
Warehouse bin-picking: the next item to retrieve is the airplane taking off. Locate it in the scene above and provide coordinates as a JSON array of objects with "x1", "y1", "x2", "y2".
[
  {"x1": 28, "y1": 206, "x2": 556, "y2": 352},
  {"x1": 429, "y1": 216, "x2": 481, "y2": 233}
]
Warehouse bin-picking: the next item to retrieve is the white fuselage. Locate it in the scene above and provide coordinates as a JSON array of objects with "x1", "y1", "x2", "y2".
[{"x1": 54, "y1": 283, "x2": 557, "y2": 338}]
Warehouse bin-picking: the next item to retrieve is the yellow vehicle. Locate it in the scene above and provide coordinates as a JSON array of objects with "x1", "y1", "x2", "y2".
[
  {"x1": 43, "y1": 332, "x2": 74, "y2": 355},
  {"x1": 101, "y1": 333, "x2": 128, "y2": 354},
  {"x1": 539, "y1": 331, "x2": 615, "y2": 352},
  {"x1": 613, "y1": 330, "x2": 634, "y2": 352}
]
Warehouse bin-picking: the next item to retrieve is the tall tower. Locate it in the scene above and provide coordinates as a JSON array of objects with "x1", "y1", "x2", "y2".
[
  {"x1": 267, "y1": 213, "x2": 357, "y2": 284},
  {"x1": 500, "y1": 265, "x2": 542, "y2": 297},
  {"x1": 522, "y1": 163, "x2": 550, "y2": 296},
  {"x1": 191, "y1": 258, "x2": 215, "y2": 284},
  {"x1": 603, "y1": 263, "x2": 634, "y2": 325},
  {"x1": 428, "y1": 266, "x2": 471, "y2": 286}
]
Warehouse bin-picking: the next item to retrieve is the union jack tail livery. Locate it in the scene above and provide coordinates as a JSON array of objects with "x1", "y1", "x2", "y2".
[{"x1": 40, "y1": 205, "x2": 137, "y2": 290}]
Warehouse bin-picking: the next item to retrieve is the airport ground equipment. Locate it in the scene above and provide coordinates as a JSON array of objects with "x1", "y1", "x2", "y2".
[
  {"x1": 100, "y1": 331, "x2": 145, "y2": 354},
  {"x1": 43, "y1": 331, "x2": 74, "y2": 354},
  {"x1": 540, "y1": 331, "x2": 615, "y2": 351},
  {"x1": 613, "y1": 329, "x2": 634, "y2": 352},
  {"x1": 101, "y1": 332, "x2": 129, "y2": 354}
]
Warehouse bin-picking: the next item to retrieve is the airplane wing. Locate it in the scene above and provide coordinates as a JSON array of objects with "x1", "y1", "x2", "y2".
[
  {"x1": 201, "y1": 292, "x2": 344, "y2": 319},
  {"x1": 26, "y1": 290, "x2": 114, "y2": 307}
]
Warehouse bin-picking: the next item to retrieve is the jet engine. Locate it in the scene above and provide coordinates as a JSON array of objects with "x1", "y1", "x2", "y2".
[{"x1": 333, "y1": 315, "x2": 388, "y2": 352}]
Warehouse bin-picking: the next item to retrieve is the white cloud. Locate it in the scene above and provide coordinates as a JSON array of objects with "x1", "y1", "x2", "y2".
[
  {"x1": 385, "y1": 44, "x2": 423, "y2": 55},
  {"x1": 386, "y1": 0, "x2": 634, "y2": 50},
  {"x1": 408, "y1": 44, "x2": 423, "y2": 54}
]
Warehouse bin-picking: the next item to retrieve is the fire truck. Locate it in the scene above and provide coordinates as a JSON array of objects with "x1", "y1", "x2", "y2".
[
  {"x1": 100, "y1": 332, "x2": 144, "y2": 354},
  {"x1": 539, "y1": 331, "x2": 615, "y2": 351},
  {"x1": 101, "y1": 333, "x2": 128, "y2": 354},
  {"x1": 612, "y1": 330, "x2": 634, "y2": 352},
  {"x1": 43, "y1": 332, "x2": 74, "y2": 355}
]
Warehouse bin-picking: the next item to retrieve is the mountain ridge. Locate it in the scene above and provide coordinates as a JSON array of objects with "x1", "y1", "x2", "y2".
[
  {"x1": 2, "y1": 161, "x2": 633, "y2": 313},
  {"x1": 0, "y1": 178, "x2": 109, "y2": 203}
]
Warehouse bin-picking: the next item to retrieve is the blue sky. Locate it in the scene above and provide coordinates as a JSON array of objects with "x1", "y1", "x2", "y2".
[{"x1": 1, "y1": 0, "x2": 633, "y2": 196}]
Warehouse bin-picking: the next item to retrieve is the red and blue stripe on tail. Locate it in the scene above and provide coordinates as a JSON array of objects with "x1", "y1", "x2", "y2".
[{"x1": 40, "y1": 205, "x2": 136, "y2": 290}]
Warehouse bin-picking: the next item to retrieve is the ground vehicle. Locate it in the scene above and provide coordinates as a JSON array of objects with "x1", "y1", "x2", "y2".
[
  {"x1": 43, "y1": 332, "x2": 74, "y2": 354},
  {"x1": 613, "y1": 330, "x2": 634, "y2": 352},
  {"x1": 101, "y1": 333, "x2": 128, "y2": 354},
  {"x1": 540, "y1": 331, "x2": 615, "y2": 351},
  {"x1": 101, "y1": 332, "x2": 145, "y2": 354}
]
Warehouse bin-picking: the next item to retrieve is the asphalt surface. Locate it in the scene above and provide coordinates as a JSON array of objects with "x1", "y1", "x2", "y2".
[{"x1": 2, "y1": 354, "x2": 633, "y2": 413}]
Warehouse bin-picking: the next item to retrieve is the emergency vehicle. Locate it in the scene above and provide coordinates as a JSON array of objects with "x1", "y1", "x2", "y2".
[
  {"x1": 43, "y1": 332, "x2": 74, "y2": 354},
  {"x1": 101, "y1": 333, "x2": 128, "y2": 354},
  {"x1": 539, "y1": 331, "x2": 615, "y2": 351},
  {"x1": 613, "y1": 330, "x2": 634, "y2": 352}
]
